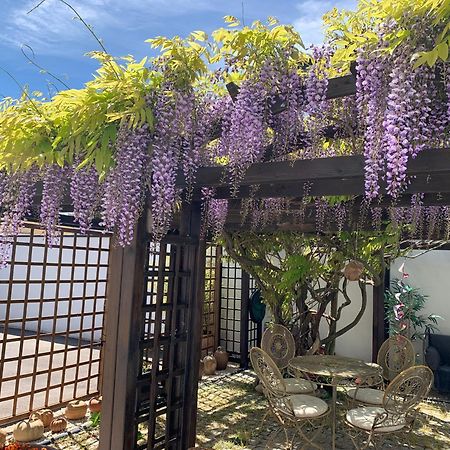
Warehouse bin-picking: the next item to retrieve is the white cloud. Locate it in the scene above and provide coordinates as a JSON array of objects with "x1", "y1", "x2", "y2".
[
  {"x1": 293, "y1": 0, "x2": 357, "y2": 46},
  {"x1": 1, "y1": 0, "x2": 221, "y2": 55}
]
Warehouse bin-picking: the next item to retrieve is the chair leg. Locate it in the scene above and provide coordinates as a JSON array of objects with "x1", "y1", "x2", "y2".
[{"x1": 294, "y1": 420, "x2": 325, "y2": 450}]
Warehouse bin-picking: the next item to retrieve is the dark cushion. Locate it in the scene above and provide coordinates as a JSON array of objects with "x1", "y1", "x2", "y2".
[
  {"x1": 436, "y1": 365, "x2": 450, "y2": 394},
  {"x1": 425, "y1": 346, "x2": 441, "y2": 370},
  {"x1": 429, "y1": 334, "x2": 450, "y2": 365}
]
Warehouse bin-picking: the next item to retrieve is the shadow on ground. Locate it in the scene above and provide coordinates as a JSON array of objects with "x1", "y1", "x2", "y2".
[{"x1": 196, "y1": 370, "x2": 450, "y2": 450}]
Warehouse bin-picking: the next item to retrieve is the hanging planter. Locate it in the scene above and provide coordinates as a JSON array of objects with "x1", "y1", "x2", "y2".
[{"x1": 343, "y1": 260, "x2": 364, "y2": 281}]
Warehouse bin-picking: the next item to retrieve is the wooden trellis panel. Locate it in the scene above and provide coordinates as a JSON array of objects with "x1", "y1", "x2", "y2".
[
  {"x1": 201, "y1": 246, "x2": 221, "y2": 357},
  {"x1": 100, "y1": 202, "x2": 205, "y2": 450},
  {"x1": 219, "y1": 256, "x2": 263, "y2": 367},
  {"x1": 0, "y1": 224, "x2": 109, "y2": 424}
]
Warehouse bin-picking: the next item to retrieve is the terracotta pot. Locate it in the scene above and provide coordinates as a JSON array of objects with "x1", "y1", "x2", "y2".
[
  {"x1": 202, "y1": 355, "x2": 217, "y2": 375},
  {"x1": 65, "y1": 400, "x2": 88, "y2": 420},
  {"x1": 89, "y1": 395, "x2": 102, "y2": 413},
  {"x1": 0, "y1": 428, "x2": 7, "y2": 446},
  {"x1": 13, "y1": 419, "x2": 44, "y2": 442},
  {"x1": 199, "y1": 360, "x2": 204, "y2": 380},
  {"x1": 50, "y1": 417, "x2": 68, "y2": 433},
  {"x1": 30, "y1": 409, "x2": 54, "y2": 428},
  {"x1": 343, "y1": 260, "x2": 364, "y2": 281},
  {"x1": 214, "y1": 346, "x2": 229, "y2": 371}
]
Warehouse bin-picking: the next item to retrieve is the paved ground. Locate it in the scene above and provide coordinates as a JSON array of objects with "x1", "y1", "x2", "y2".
[
  {"x1": 195, "y1": 371, "x2": 450, "y2": 449},
  {"x1": 2, "y1": 370, "x2": 450, "y2": 449}
]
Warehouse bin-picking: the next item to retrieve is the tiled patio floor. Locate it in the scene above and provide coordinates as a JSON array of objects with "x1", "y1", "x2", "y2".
[
  {"x1": 196, "y1": 371, "x2": 450, "y2": 449},
  {"x1": 3, "y1": 370, "x2": 450, "y2": 449}
]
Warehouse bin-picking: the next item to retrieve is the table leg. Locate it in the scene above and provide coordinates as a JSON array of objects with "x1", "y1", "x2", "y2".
[{"x1": 332, "y1": 380, "x2": 337, "y2": 450}]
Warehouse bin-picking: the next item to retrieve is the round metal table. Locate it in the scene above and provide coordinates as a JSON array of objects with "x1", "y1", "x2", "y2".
[{"x1": 288, "y1": 355, "x2": 382, "y2": 450}]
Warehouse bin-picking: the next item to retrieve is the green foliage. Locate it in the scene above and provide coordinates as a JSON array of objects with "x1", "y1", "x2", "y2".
[
  {"x1": 90, "y1": 411, "x2": 101, "y2": 427},
  {"x1": 0, "y1": 52, "x2": 158, "y2": 177},
  {"x1": 324, "y1": 0, "x2": 450, "y2": 71},
  {"x1": 385, "y1": 278, "x2": 442, "y2": 339},
  {"x1": 225, "y1": 228, "x2": 405, "y2": 323},
  {"x1": 0, "y1": 3, "x2": 447, "y2": 177},
  {"x1": 211, "y1": 17, "x2": 308, "y2": 82},
  {"x1": 146, "y1": 30, "x2": 211, "y2": 88}
]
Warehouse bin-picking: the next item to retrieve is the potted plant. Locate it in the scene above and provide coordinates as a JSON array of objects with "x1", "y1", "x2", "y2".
[{"x1": 385, "y1": 276, "x2": 442, "y2": 362}]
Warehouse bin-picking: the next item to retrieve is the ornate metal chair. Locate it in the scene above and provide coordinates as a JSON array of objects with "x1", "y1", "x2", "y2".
[
  {"x1": 377, "y1": 335, "x2": 415, "y2": 381},
  {"x1": 347, "y1": 335, "x2": 415, "y2": 406},
  {"x1": 250, "y1": 347, "x2": 329, "y2": 449},
  {"x1": 262, "y1": 324, "x2": 296, "y2": 370},
  {"x1": 261, "y1": 324, "x2": 318, "y2": 395},
  {"x1": 345, "y1": 365, "x2": 433, "y2": 449}
]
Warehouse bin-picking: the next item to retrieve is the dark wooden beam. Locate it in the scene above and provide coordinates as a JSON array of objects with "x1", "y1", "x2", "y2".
[
  {"x1": 183, "y1": 149, "x2": 450, "y2": 199},
  {"x1": 326, "y1": 73, "x2": 356, "y2": 99}
]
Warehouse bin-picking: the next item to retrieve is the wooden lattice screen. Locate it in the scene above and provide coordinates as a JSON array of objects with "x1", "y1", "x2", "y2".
[
  {"x1": 219, "y1": 255, "x2": 263, "y2": 367},
  {"x1": 100, "y1": 203, "x2": 205, "y2": 450},
  {"x1": 0, "y1": 223, "x2": 109, "y2": 424},
  {"x1": 201, "y1": 245, "x2": 221, "y2": 357}
]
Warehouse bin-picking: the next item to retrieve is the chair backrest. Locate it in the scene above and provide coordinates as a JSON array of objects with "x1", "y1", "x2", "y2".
[
  {"x1": 377, "y1": 335, "x2": 415, "y2": 381},
  {"x1": 250, "y1": 347, "x2": 286, "y2": 398},
  {"x1": 261, "y1": 324, "x2": 296, "y2": 370},
  {"x1": 382, "y1": 365, "x2": 433, "y2": 415}
]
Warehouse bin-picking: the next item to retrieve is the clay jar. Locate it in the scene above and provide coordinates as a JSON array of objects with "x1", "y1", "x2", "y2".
[
  {"x1": 343, "y1": 260, "x2": 364, "y2": 281},
  {"x1": 202, "y1": 354, "x2": 217, "y2": 375},
  {"x1": 13, "y1": 419, "x2": 44, "y2": 442},
  {"x1": 214, "y1": 346, "x2": 229, "y2": 371},
  {"x1": 50, "y1": 417, "x2": 68, "y2": 433},
  {"x1": 89, "y1": 395, "x2": 102, "y2": 413},
  {"x1": 199, "y1": 360, "x2": 204, "y2": 380},
  {"x1": 30, "y1": 409, "x2": 54, "y2": 428},
  {"x1": 0, "y1": 428, "x2": 7, "y2": 446},
  {"x1": 64, "y1": 400, "x2": 88, "y2": 420}
]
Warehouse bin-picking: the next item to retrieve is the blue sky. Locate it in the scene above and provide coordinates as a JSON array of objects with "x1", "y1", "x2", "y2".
[{"x1": 0, "y1": 0, "x2": 357, "y2": 98}]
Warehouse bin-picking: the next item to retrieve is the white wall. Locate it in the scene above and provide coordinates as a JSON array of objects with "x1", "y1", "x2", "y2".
[
  {"x1": 220, "y1": 249, "x2": 450, "y2": 362},
  {"x1": 334, "y1": 281, "x2": 373, "y2": 360},
  {"x1": 391, "y1": 250, "x2": 449, "y2": 335},
  {"x1": 0, "y1": 232, "x2": 109, "y2": 342},
  {"x1": 219, "y1": 259, "x2": 242, "y2": 354}
]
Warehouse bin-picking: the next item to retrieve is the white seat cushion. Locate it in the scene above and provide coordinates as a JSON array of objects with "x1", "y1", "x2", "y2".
[
  {"x1": 284, "y1": 378, "x2": 317, "y2": 394},
  {"x1": 346, "y1": 407, "x2": 406, "y2": 432},
  {"x1": 347, "y1": 388, "x2": 384, "y2": 405},
  {"x1": 289, "y1": 394, "x2": 329, "y2": 418}
]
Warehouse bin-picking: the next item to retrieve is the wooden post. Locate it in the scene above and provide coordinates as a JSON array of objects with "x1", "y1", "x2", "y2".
[
  {"x1": 181, "y1": 201, "x2": 206, "y2": 449},
  {"x1": 240, "y1": 271, "x2": 250, "y2": 369},
  {"x1": 213, "y1": 246, "x2": 223, "y2": 351},
  {"x1": 372, "y1": 268, "x2": 390, "y2": 362},
  {"x1": 99, "y1": 214, "x2": 147, "y2": 450}
]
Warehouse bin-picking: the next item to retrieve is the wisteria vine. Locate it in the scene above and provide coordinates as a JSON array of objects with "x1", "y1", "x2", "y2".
[{"x1": 0, "y1": 13, "x2": 449, "y2": 264}]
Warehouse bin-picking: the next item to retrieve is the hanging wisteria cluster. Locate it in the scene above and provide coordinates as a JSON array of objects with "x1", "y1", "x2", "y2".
[
  {"x1": 0, "y1": 10, "x2": 450, "y2": 267},
  {"x1": 357, "y1": 42, "x2": 450, "y2": 199},
  {"x1": 101, "y1": 125, "x2": 151, "y2": 246}
]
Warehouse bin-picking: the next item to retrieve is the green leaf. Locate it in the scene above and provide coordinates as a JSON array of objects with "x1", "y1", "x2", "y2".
[{"x1": 436, "y1": 42, "x2": 449, "y2": 61}]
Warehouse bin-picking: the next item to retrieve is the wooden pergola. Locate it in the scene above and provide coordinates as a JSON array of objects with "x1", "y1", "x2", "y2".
[{"x1": 91, "y1": 70, "x2": 450, "y2": 449}]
